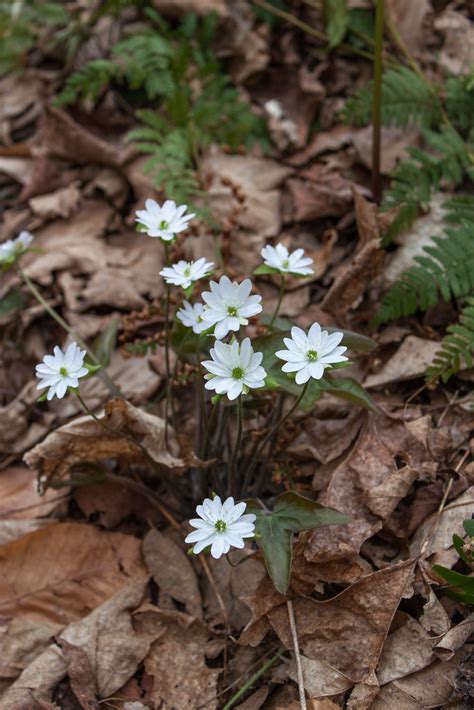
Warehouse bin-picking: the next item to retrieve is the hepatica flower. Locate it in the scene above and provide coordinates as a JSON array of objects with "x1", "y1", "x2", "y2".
[
  {"x1": 36, "y1": 342, "x2": 88, "y2": 400},
  {"x1": 261, "y1": 243, "x2": 314, "y2": 276},
  {"x1": 135, "y1": 199, "x2": 195, "y2": 241},
  {"x1": 276, "y1": 324, "x2": 348, "y2": 384},
  {"x1": 0, "y1": 230, "x2": 33, "y2": 268},
  {"x1": 185, "y1": 495, "x2": 256, "y2": 558},
  {"x1": 160, "y1": 257, "x2": 214, "y2": 289},
  {"x1": 203, "y1": 338, "x2": 266, "y2": 400},
  {"x1": 176, "y1": 300, "x2": 208, "y2": 334},
  {"x1": 201, "y1": 276, "x2": 262, "y2": 340}
]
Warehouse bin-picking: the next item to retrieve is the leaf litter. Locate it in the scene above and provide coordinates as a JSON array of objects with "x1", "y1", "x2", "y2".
[{"x1": 0, "y1": 0, "x2": 473, "y2": 708}]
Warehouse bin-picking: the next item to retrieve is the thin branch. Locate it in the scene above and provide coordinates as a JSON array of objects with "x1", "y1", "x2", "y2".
[{"x1": 287, "y1": 600, "x2": 307, "y2": 710}]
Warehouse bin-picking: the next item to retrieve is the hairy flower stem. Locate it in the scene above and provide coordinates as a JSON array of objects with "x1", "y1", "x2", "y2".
[
  {"x1": 222, "y1": 648, "x2": 285, "y2": 710},
  {"x1": 372, "y1": 0, "x2": 384, "y2": 204},
  {"x1": 241, "y1": 381, "x2": 309, "y2": 496},
  {"x1": 163, "y1": 244, "x2": 173, "y2": 448},
  {"x1": 228, "y1": 395, "x2": 244, "y2": 498},
  {"x1": 268, "y1": 275, "x2": 285, "y2": 330},
  {"x1": 19, "y1": 267, "x2": 121, "y2": 397}
]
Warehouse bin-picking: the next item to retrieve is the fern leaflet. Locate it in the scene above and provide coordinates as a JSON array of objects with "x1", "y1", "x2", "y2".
[{"x1": 426, "y1": 298, "x2": 474, "y2": 382}]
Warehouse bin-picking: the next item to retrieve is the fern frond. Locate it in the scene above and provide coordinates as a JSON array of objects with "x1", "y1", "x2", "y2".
[
  {"x1": 343, "y1": 66, "x2": 442, "y2": 129},
  {"x1": 445, "y1": 73, "x2": 474, "y2": 132},
  {"x1": 443, "y1": 194, "x2": 474, "y2": 223},
  {"x1": 55, "y1": 59, "x2": 119, "y2": 105},
  {"x1": 374, "y1": 221, "x2": 474, "y2": 325},
  {"x1": 382, "y1": 125, "x2": 473, "y2": 242},
  {"x1": 426, "y1": 298, "x2": 474, "y2": 382}
]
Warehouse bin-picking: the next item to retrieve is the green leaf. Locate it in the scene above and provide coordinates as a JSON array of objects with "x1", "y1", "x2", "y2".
[
  {"x1": 317, "y1": 375, "x2": 377, "y2": 411},
  {"x1": 0, "y1": 288, "x2": 24, "y2": 317},
  {"x1": 453, "y1": 533, "x2": 471, "y2": 565},
  {"x1": 324, "y1": 0, "x2": 349, "y2": 49},
  {"x1": 248, "y1": 492, "x2": 349, "y2": 594},
  {"x1": 37, "y1": 391, "x2": 48, "y2": 403},
  {"x1": 463, "y1": 519, "x2": 474, "y2": 537},
  {"x1": 433, "y1": 565, "x2": 474, "y2": 601},
  {"x1": 92, "y1": 318, "x2": 118, "y2": 367},
  {"x1": 83, "y1": 363, "x2": 101, "y2": 377}
]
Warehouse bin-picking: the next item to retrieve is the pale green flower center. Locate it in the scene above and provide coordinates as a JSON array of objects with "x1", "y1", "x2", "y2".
[
  {"x1": 227, "y1": 306, "x2": 238, "y2": 316},
  {"x1": 282, "y1": 258, "x2": 290, "y2": 268},
  {"x1": 184, "y1": 265, "x2": 192, "y2": 277},
  {"x1": 232, "y1": 367, "x2": 244, "y2": 380},
  {"x1": 59, "y1": 366, "x2": 68, "y2": 376},
  {"x1": 307, "y1": 350, "x2": 318, "y2": 362},
  {"x1": 159, "y1": 219, "x2": 169, "y2": 230},
  {"x1": 215, "y1": 519, "x2": 227, "y2": 532}
]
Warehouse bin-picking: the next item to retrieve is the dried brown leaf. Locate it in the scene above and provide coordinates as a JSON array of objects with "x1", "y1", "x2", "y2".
[
  {"x1": 0, "y1": 522, "x2": 146, "y2": 624},
  {"x1": 24, "y1": 398, "x2": 187, "y2": 487},
  {"x1": 364, "y1": 337, "x2": 442, "y2": 388},
  {"x1": 142, "y1": 528, "x2": 202, "y2": 618}
]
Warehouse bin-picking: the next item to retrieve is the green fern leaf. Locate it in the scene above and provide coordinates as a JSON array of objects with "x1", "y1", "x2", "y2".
[
  {"x1": 374, "y1": 221, "x2": 474, "y2": 325},
  {"x1": 343, "y1": 66, "x2": 442, "y2": 129},
  {"x1": 426, "y1": 298, "x2": 474, "y2": 382}
]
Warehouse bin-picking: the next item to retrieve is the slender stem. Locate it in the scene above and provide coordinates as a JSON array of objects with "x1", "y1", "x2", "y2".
[
  {"x1": 268, "y1": 275, "x2": 285, "y2": 330},
  {"x1": 163, "y1": 244, "x2": 173, "y2": 448},
  {"x1": 372, "y1": 0, "x2": 384, "y2": 204},
  {"x1": 222, "y1": 649, "x2": 285, "y2": 710},
  {"x1": 241, "y1": 382, "x2": 309, "y2": 496},
  {"x1": 19, "y1": 267, "x2": 121, "y2": 397},
  {"x1": 287, "y1": 600, "x2": 307, "y2": 710},
  {"x1": 228, "y1": 395, "x2": 244, "y2": 498}
]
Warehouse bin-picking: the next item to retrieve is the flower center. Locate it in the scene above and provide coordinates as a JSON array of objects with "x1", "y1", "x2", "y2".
[
  {"x1": 59, "y1": 366, "x2": 68, "y2": 376},
  {"x1": 282, "y1": 258, "x2": 290, "y2": 268},
  {"x1": 159, "y1": 219, "x2": 169, "y2": 230},
  {"x1": 307, "y1": 350, "x2": 318, "y2": 362},
  {"x1": 184, "y1": 265, "x2": 192, "y2": 277},
  {"x1": 232, "y1": 367, "x2": 244, "y2": 380},
  {"x1": 227, "y1": 306, "x2": 238, "y2": 316},
  {"x1": 215, "y1": 519, "x2": 227, "y2": 533}
]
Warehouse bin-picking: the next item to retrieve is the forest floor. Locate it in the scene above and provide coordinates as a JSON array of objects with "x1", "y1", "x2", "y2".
[{"x1": 0, "y1": 1, "x2": 473, "y2": 709}]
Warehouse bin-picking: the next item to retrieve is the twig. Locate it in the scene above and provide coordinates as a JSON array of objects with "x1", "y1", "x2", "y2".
[
  {"x1": 287, "y1": 600, "x2": 307, "y2": 710},
  {"x1": 372, "y1": 0, "x2": 384, "y2": 204}
]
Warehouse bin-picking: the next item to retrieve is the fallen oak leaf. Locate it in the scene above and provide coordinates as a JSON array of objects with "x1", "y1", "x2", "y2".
[{"x1": 240, "y1": 560, "x2": 416, "y2": 694}]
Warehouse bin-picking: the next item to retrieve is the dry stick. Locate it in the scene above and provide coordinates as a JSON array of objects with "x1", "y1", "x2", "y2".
[
  {"x1": 287, "y1": 600, "x2": 307, "y2": 710},
  {"x1": 19, "y1": 268, "x2": 121, "y2": 397},
  {"x1": 372, "y1": 0, "x2": 384, "y2": 204}
]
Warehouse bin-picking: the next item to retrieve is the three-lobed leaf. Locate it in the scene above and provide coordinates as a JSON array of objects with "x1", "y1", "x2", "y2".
[{"x1": 248, "y1": 492, "x2": 349, "y2": 594}]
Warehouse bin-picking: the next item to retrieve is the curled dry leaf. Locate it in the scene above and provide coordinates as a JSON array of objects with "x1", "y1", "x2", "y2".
[
  {"x1": 28, "y1": 183, "x2": 82, "y2": 221},
  {"x1": 0, "y1": 579, "x2": 154, "y2": 708},
  {"x1": 321, "y1": 188, "x2": 384, "y2": 320},
  {"x1": 142, "y1": 528, "x2": 202, "y2": 619},
  {"x1": 306, "y1": 413, "x2": 431, "y2": 563},
  {"x1": 0, "y1": 522, "x2": 146, "y2": 624},
  {"x1": 23, "y1": 398, "x2": 188, "y2": 487},
  {"x1": 241, "y1": 560, "x2": 416, "y2": 696},
  {"x1": 0, "y1": 466, "x2": 61, "y2": 521}
]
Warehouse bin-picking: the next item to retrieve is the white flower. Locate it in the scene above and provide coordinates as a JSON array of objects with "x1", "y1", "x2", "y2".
[
  {"x1": 176, "y1": 300, "x2": 208, "y2": 334},
  {"x1": 276, "y1": 324, "x2": 348, "y2": 384},
  {"x1": 201, "y1": 276, "x2": 262, "y2": 340},
  {"x1": 135, "y1": 199, "x2": 195, "y2": 241},
  {"x1": 35, "y1": 342, "x2": 88, "y2": 400},
  {"x1": 203, "y1": 338, "x2": 266, "y2": 400},
  {"x1": 159, "y1": 257, "x2": 214, "y2": 289},
  {"x1": 185, "y1": 495, "x2": 256, "y2": 558},
  {"x1": 0, "y1": 230, "x2": 33, "y2": 263},
  {"x1": 261, "y1": 243, "x2": 313, "y2": 276}
]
